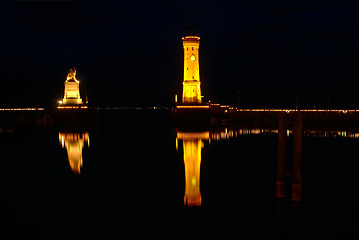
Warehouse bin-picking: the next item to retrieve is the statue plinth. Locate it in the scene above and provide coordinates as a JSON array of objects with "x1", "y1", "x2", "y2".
[{"x1": 60, "y1": 68, "x2": 84, "y2": 106}]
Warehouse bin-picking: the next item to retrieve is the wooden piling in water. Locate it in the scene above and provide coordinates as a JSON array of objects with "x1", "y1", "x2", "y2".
[
  {"x1": 292, "y1": 111, "x2": 303, "y2": 202},
  {"x1": 276, "y1": 111, "x2": 286, "y2": 198}
]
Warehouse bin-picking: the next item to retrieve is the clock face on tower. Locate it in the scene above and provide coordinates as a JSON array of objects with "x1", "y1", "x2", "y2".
[{"x1": 190, "y1": 55, "x2": 196, "y2": 61}]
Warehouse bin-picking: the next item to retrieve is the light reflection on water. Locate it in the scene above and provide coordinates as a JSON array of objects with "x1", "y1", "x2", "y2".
[
  {"x1": 175, "y1": 126, "x2": 359, "y2": 207},
  {"x1": 211, "y1": 128, "x2": 359, "y2": 140},
  {"x1": 58, "y1": 132, "x2": 89, "y2": 174},
  {"x1": 176, "y1": 131, "x2": 209, "y2": 206},
  {"x1": 3, "y1": 110, "x2": 359, "y2": 237}
]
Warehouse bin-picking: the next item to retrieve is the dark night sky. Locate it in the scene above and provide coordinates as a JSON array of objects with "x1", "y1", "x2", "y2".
[{"x1": 1, "y1": 0, "x2": 359, "y2": 108}]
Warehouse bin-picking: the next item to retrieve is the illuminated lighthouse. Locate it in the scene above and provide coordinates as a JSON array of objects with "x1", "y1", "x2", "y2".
[{"x1": 182, "y1": 35, "x2": 202, "y2": 103}]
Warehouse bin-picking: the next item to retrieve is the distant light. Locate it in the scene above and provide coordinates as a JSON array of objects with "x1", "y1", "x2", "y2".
[
  {"x1": 177, "y1": 105, "x2": 209, "y2": 109},
  {"x1": 57, "y1": 105, "x2": 88, "y2": 109},
  {"x1": 0, "y1": 108, "x2": 44, "y2": 111}
]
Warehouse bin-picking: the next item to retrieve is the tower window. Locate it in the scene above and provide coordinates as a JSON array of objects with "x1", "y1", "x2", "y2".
[
  {"x1": 192, "y1": 47, "x2": 193, "y2": 50},
  {"x1": 187, "y1": 67, "x2": 188, "y2": 70}
]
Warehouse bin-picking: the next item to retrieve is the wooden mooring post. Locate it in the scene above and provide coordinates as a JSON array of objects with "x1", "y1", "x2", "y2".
[
  {"x1": 276, "y1": 112, "x2": 286, "y2": 198},
  {"x1": 276, "y1": 111, "x2": 303, "y2": 202}
]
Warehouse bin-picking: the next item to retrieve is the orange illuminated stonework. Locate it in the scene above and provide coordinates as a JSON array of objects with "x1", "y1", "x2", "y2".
[
  {"x1": 182, "y1": 36, "x2": 202, "y2": 103},
  {"x1": 61, "y1": 68, "x2": 83, "y2": 105},
  {"x1": 177, "y1": 131, "x2": 209, "y2": 206}
]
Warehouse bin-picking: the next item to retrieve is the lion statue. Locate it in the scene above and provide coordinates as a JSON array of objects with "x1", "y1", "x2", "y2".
[{"x1": 66, "y1": 68, "x2": 77, "y2": 81}]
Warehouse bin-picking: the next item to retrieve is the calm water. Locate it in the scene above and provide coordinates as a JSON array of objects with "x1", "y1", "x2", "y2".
[{"x1": 0, "y1": 110, "x2": 359, "y2": 238}]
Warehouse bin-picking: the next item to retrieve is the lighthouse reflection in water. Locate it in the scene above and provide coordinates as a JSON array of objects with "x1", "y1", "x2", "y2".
[
  {"x1": 176, "y1": 131, "x2": 209, "y2": 206},
  {"x1": 59, "y1": 132, "x2": 89, "y2": 174}
]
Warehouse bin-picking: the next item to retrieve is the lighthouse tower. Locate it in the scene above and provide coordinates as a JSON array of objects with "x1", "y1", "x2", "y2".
[{"x1": 182, "y1": 35, "x2": 202, "y2": 103}]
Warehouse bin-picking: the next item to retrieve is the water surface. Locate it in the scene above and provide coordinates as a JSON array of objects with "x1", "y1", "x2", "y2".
[{"x1": 0, "y1": 109, "x2": 358, "y2": 238}]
